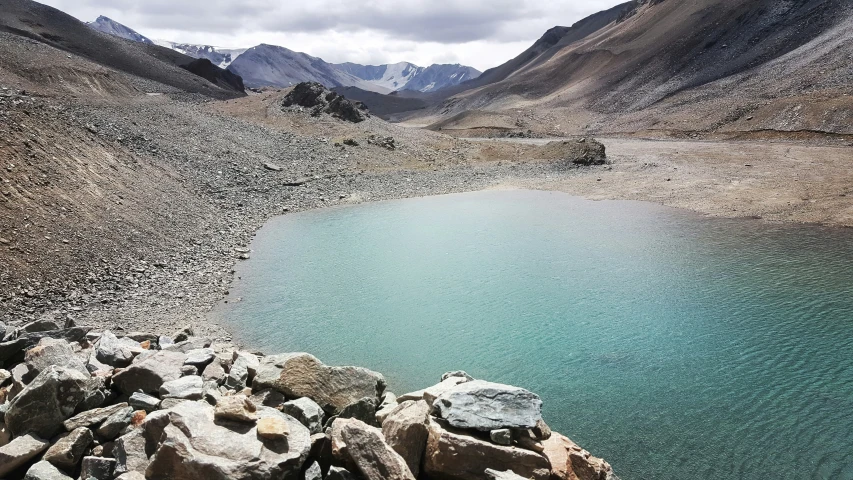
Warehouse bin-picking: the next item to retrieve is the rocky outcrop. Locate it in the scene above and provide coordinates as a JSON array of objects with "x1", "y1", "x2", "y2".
[
  {"x1": 0, "y1": 330, "x2": 616, "y2": 479},
  {"x1": 282, "y1": 82, "x2": 369, "y2": 123},
  {"x1": 538, "y1": 139, "x2": 608, "y2": 167}
]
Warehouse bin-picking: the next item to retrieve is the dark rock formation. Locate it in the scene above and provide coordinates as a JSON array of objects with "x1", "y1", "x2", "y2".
[{"x1": 282, "y1": 82, "x2": 369, "y2": 123}]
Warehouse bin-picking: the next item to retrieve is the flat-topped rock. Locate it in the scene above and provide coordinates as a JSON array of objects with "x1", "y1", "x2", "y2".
[
  {"x1": 432, "y1": 380, "x2": 542, "y2": 431},
  {"x1": 144, "y1": 401, "x2": 311, "y2": 479}
]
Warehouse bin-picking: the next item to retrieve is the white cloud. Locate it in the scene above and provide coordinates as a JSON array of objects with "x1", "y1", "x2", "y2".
[{"x1": 37, "y1": 0, "x2": 622, "y2": 70}]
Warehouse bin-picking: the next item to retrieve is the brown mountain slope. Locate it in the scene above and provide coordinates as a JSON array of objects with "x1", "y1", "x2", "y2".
[
  {"x1": 419, "y1": 0, "x2": 853, "y2": 136},
  {"x1": 0, "y1": 0, "x2": 244, "y2": 98}
]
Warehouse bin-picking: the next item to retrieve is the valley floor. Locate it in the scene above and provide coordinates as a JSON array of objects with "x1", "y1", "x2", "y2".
[
  {"x1": 2, "y1": 87, "x2": 852, "y2": 341},
  {"x1": 492, "y1": 137, "x2": 853, "y2": 227}
]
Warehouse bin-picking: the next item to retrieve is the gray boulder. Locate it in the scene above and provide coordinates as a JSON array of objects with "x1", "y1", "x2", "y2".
[
  {"x1": 80, "y1": 456, "x2": 116, "y2": 480},
  {"x1": 490, "y1": 429, "x2": 512, "y2": 446},
  {"x1": 63, "y1": 403, "x2": 130, "y2": 431},
  {"x1": 327, "y1": 466, "x2": 360, "y2": 480},
  {"x1": 0, "y1": 434, "x2": 50, "y2": 477},
  {"x1": 280, "y1": 396, "x2": 326, "y2": 434},
  {"x1": 5, "y1": 365, "x2": 94, "y2": 438},
  {"x1": 112, "y1": 350, "x2": 186, "y2": 394},
  {"x1": 184, "y1": 348, "x2": 215, "y2": 367},
  {"x1": 485, "y1": 469, "x2": 528, "y2": 480},
  {"x1": 398, "y1": 376, "x2": 471, "y2": 406},
  {"x1": 224, "y1": 351, "x2": 258, "y2": 389},
  {"x1": 339, "y1": 396, "x2": 379, "y2": 426},
  {"x1": 24, "y1": 460, "x2": 73, "y2": 480},
  {"x1": 442, "y1": 371, "x2": 474, "y2": 382},
  {"x1": 253, "y1": 353, "x2": 385, "y2": 414},
  {"x1": 431, "y1": 380, "x2": 542, "y2": 431},
  {"x1": 304, "y1": 461, "x2": 322, "y2": 480},
  {"x1": 159, "y1": 375, "x2": 203, "y2": 400},
  {"x1": 129, "y1": 391, "x2": 160, "y2": 412},
  {"x1": 25, "y1": 338, "x2": 88, "y2": 376},
  {"x1": 250, "y1": 388, "x2": 286, "y2": 408},
  {"x1": 202, "y1": 360, "x2": 226, "y2": 384},
  {"x1": 95, "y1": 405, "x2": 134, "y2": 440},
  {"x1": 95, "y1": 331, "x2": 137, "y2": 367},
  {"x1": 113, "y1": 428, "x2": 150, "y2": 476},
  {"x1": 144, "y1": 401, "x2": 311, "y2": 480},
  {"x1": 43, "y1": 426, "x2": 93, "y2": 469}
]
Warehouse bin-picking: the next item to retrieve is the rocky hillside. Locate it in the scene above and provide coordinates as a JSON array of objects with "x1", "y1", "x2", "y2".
[
  {"x1": 0, "y1": 0, "x2": 244, "y2": 97},
  {"x1": 0, "y1": 323, "x2": 615, "y2": 480},
  {"x1": 416, "y1": 0, "x2": 853, "y2": 136},
  {"x1": 86, "y1": 16, "x2": 152, "y2": 44}
]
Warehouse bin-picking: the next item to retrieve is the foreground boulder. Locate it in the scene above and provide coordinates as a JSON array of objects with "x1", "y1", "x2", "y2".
[
  {"x1": 331, "y1": 418, "x2": 415, "y2": 480},
  {"x1": 0, "y1": 433, "x2": 50, "y2": 477},
  {"x1": 5, "y1": 365, "x2": 94, "y2": 438},
  {"x1": 431, "y1": 380, "x2": 542, "y2": 431},
  {"x1": 253, "y1": 353, "x2": 386, "y2": 414},
  {"x1": 423, "y1": 420, "x2": 550, "y2": 480},
  {"x1": 144, "y1": 400, "x2": 311, "y2": 479},
  {"x1": 382, "y1": 400, "x2": 430, "y2": 477}
]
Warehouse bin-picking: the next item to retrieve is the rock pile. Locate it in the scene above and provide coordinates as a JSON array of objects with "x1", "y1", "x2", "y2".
[
  {"x1": 538, "y1": 138, "x2": 607, "y2": 167},
  {"x1": 282, "y1": 82, "x2": 369, "y2": 123},
  {"x1": 0, "y1": 324, "x2": 616, "y2": 480}
]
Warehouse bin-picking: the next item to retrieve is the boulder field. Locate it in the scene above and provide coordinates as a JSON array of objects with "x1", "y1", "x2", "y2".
[{"x1": 0, "y1": 320, "x2": 616, "y2": 480}]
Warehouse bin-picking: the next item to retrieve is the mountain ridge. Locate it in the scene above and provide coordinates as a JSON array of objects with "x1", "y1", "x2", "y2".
[{"x1": 83, "y1": 15, "x2": 481, "y2": 93}]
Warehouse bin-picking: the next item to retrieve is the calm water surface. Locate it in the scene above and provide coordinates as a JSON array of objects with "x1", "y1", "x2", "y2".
[{"x1": 220, "y1": 190, "x2": 853, "y2": 480}]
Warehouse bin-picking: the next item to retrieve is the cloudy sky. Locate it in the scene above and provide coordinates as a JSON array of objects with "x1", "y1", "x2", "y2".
[{"x1": 38, "y1": 0, "x2": 619, "y2": 71}]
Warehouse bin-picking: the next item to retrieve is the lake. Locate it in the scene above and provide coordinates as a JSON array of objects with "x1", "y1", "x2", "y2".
[{"x1": 219, "y1": 189, "x2": 853, "y2": 480}]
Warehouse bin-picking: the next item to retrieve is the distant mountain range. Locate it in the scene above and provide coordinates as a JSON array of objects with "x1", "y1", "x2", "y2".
[
  {"x1": 86, "y1": 16, "x2": 481, "y2": 93},
  {"x1": 334, "y1": 62, "x2": 480, "y2": 93}
]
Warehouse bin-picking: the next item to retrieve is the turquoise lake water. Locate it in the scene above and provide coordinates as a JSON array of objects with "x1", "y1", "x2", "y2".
[{"x1": 221, "y1": 190, "x2": 853, "y2": 479}]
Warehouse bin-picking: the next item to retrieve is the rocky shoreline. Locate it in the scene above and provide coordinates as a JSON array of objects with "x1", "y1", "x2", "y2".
[{"x1": 0, "y1": 323, "x2": 616, "y2": 479}]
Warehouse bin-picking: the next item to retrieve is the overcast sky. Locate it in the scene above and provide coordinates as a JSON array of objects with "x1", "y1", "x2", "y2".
[{"x1": 38, "y1": 0, "x2": 619, "y2": 71}]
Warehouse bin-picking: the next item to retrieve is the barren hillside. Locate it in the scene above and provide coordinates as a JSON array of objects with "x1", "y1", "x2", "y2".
[{"x1": 414, "y1": 0, "x2": 853, "y2": 137}]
